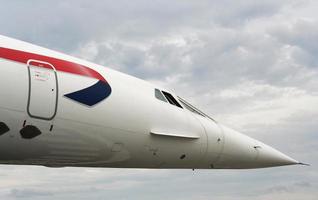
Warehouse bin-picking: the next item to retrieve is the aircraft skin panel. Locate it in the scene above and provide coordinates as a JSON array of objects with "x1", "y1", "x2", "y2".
[
  {"x1": 0, "y1": 57, "x2": 207, "y2": 168},
  {"x1": 0, "y1": 35, "x2": 301, "y2": 169}
]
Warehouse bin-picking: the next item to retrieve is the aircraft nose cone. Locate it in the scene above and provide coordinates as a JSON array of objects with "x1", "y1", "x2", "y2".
[
  {"x1": 254, "y1": 142, "x2": 299, "y2": 167},
  {"x1": 214, "y1": 125, "x2": 299, "y2": 169}
]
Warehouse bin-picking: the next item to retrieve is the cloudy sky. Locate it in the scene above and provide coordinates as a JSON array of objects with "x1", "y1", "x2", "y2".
[{"x1": 0, "y1": 0, "x2": 317, "y2": 199}]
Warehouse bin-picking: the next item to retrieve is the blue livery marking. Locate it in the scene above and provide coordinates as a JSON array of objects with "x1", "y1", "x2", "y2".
[{"x1": 64, "y1": 81, "x2": 112, "y2": 106}]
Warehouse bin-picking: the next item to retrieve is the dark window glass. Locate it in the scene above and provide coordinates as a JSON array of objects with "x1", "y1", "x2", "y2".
[
  {"x1": 155, "y1": 89, "x2": 167, "y2": 102},
  {"x1": 162, "y1": 91, "x2": 183, "y2": 108}
]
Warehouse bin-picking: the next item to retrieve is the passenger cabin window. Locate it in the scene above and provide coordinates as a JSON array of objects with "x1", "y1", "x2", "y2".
[
  {"x1": 162, "y1": 91, "x2": 183, "y2": 108},
  {"x1": 155, "y1": 89, "x2": 167, "y2": 102}
]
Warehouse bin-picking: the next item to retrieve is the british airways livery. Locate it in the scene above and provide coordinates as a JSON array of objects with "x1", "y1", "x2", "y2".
[{"x1": 0, "y1": 35, "x2": 304, "y2": 169}]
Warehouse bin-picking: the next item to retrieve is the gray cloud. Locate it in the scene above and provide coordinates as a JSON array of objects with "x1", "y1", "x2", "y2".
[
  {"x1": 10, "y1": 188, "x2": 54, "y2": 198},
  {"x1": 0, "y1": 0, "x2": 289, "y2": 50},
  {"x1": 269, "y1": 19, "x2": 318, "y2": 68}
]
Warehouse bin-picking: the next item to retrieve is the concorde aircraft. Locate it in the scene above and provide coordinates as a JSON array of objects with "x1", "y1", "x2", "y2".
[{"x1": 0, "y1": 34, "x2": 304, "y2": 169}]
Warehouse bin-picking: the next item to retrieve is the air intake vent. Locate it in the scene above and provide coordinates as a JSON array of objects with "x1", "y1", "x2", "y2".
[
  {"x1": 0, "y1": 122, "x2": 10, "y2": 135},
  {"x1": 20, "y1": 125, "x2": 41, "y2": 139}
]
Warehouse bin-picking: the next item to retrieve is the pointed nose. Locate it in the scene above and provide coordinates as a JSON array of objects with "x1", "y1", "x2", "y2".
[
  {"x1": 214, "y1": 125, "x2": 299, "y2": 169},
  {"x1": 254, "y1": 142, "x2": 299, "y2": 167}
]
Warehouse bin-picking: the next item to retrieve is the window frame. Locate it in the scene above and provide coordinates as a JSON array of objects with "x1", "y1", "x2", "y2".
[
  {"x1": 154, "y1": 88, "x2": 183, "y2": 109},
  {"x1": 154, "y1": 88, "x2": 167, "y2": 102},
  {"x1": 178, "y1": 97, "x2": 217, "y2": 122}
]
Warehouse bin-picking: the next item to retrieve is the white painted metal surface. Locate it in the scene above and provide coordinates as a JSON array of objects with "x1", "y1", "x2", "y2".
[{"x1": 0, "y1": 34, "x2": 302, "y2": 169}]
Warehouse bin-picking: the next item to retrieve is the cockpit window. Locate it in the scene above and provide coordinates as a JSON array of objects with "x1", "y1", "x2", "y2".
[
  {"x1": 154, "y1": 88, "x2": 216, "y2": 121},
  {"x1": 178, "y1": 97, "x2": 217, "y2": 122},
  {"x1": 155, "y1": 89, "x2": 167, "y2": 102},
  {"x1": 162, "y1": 91, "x2": 183, "y2": 108},
  {"x1": 178, "y1": 97, "x2": 205, "y2": 117},
  {"x1": 154, "y1": 88, "x2": 183, "y2": 108}
]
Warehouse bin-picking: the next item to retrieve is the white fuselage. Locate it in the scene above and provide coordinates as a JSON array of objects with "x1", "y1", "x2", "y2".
[{"x1": 0, "y1": 35, "x2": 299, "y2": 169}]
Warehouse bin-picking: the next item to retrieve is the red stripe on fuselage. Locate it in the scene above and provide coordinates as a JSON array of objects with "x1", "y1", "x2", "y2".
[{"x1": 0, "y1": 47, "x2": 106, "y2": 82}]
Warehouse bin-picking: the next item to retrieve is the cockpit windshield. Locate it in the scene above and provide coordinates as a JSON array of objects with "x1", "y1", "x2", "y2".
[{"x1": 177, "y1": 97, "x2": 217, "y2": 122}]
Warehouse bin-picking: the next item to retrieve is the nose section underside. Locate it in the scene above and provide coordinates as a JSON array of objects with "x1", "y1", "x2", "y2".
[{"x1": 214, "y1": 125, "x2": 299, "y2": 169}]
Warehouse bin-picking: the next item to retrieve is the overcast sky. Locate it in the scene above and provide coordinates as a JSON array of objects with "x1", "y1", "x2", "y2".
[{"x1": 0, "y1": 0, "x2": 317, "y2": 199}]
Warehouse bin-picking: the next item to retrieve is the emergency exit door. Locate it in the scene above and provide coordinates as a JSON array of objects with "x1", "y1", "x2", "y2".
[{"x1": 27, "y1": 60, "x2": 58, "y2": 120}]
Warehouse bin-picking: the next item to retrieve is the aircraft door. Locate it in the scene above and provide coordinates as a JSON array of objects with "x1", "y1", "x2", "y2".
[{"x1": 27, "y1": 60, "x2": 58, "y2": 120}]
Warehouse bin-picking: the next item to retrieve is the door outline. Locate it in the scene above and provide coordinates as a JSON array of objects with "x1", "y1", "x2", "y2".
[{"x1": 27, "y1": 59, "x2": 59, "y2": 120}]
